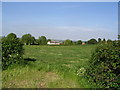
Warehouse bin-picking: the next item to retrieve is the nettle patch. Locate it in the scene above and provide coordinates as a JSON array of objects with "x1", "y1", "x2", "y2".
[{"x1": 86, "y1": 41, "x2": 120, "y2": 88}]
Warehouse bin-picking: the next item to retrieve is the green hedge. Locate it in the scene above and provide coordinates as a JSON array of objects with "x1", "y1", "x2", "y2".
[
  {"x1": 2, "y1": 36, "x2": 24, "y2": 70},
  {"x1": 86, "y1": 41, "x2": 120, "y2": 88}
]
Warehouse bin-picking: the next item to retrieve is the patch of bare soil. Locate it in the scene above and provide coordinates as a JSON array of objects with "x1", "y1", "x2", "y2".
[{"x1": 38, "y1": 72, "x2": 60, "y2": 88}]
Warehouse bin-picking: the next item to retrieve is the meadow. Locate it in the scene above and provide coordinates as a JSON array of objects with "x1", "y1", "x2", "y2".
[{"x1": 2, "y1": 45, "x2": 98, "y2": 88}]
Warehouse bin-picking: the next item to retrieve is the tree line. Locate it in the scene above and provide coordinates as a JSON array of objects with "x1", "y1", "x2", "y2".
[{"x1": 2, "y1": 33, "x2": 116, "y2": 46}]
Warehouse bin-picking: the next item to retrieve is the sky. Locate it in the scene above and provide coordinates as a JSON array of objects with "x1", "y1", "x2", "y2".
[
  {"x1": 1, "y1": 0, "x2": 120, "y2": 2},
  {"x1": 118, "y1": 2, "x2": 120, "y2": 35},
  {"x1": 2, "y1": 2, "x2": 118, "y2": 41},
  {"x1": 0, "y1": 2, "x2": 2, "y2": 36}
]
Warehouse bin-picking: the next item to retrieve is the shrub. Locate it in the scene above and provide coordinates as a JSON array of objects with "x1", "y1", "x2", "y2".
[
  {"x1": 86, "y1": 41, "x2": 120, "y2": 88},
  {"x1": 64, "y1": 39, "x2": 73, "y2": 45},
  {"x1": 77, "y1": 40, "x2": 82, "y2": 45},
  {"x1": 2, "y1": 33, "x2": 24, "y2": 70},
  {"x1": 87, "y1": 39, "x2": 97, "y2": 44}
]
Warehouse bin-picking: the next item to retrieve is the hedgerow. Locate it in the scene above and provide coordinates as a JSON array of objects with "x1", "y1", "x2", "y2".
[
  {"x1": 86, "y1": 40, "x2": 120, "y2": 88},
  {"x1": 2, "y1": 33, "x2": 24, "y2": 70}
]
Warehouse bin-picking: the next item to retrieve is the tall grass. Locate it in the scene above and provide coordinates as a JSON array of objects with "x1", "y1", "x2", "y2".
[{"x1": 2, "y1": 45, "x2": 97, "y2": 88}]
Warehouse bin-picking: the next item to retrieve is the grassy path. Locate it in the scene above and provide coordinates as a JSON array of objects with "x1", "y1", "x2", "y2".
[{"x1": 2, "y1": 45, "x2": 96, "y2": 88}]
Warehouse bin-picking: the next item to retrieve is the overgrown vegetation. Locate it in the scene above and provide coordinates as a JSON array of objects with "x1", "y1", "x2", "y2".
[
  {"x1": 86, "y1": 41, "x2": 120, "y2": 88},
  {"x1": 2, "y1": 33, "x2": 24, "y2": 70},
  {"x1": 2, "y1": 33, "x2": 119, "y2": 88},
  {"x1": 87, "y1": 38, "x2": 97, "y2": 44},
  {"x1": 2, "y1": 45, "x2": 96, "y2": 88}
]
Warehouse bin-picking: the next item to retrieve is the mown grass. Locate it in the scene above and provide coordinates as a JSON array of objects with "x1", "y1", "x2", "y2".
[{"x1": 2, "y1": 45, "x2": 98, "y2": 88}]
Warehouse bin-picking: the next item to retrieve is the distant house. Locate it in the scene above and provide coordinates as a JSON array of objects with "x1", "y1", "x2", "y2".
[
  {"x1": 47, "y1": 41, "x2": 61, "y2": 45},
  {"x1": 82, "y1": 42, "x2": 85, "y2": 45}
]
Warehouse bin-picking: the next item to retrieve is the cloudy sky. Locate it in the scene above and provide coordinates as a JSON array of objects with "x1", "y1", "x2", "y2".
[{"x1": 2, "y1": 2, "x2": 118, "y2": 41}]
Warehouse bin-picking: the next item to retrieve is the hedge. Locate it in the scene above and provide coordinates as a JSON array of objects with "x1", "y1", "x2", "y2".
[{"x1": 86, "y1": 40, "x2": 120, "y2": 88}]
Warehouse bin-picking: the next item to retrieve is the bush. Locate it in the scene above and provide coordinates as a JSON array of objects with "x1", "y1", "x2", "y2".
[
  {"x1": 2, "y1": 33, "x2": 24, "y2": 70},
  {"x1": 87, "y1": 39, "x2": 97, "y2": 44},
  {"x1": 86, "y1": 41, "x2": 120, "y2": 88},
  {"x1": 76, "y1": 40, "x2": 82, "y2": 45},
  {"x1": 64, "y1": 39, "x2": 73, "y2": 45}
]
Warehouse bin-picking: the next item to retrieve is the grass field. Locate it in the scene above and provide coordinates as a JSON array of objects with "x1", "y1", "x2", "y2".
[{"x1": 2, "y1": 45, "x2": 98, "y2": 88}]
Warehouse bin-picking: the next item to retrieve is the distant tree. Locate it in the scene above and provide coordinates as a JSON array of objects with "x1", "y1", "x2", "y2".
[
  {"x1": 87, "y1": 38, "x2": 97, "y2": 44},
  {"x1": 21, "y1": 34, "x2": 35, "y2": 45},
  {"x1": 84, "y1": 41, "x2": 87, "y2": 44},
  {"x1": 118, "y1": 35, "x2": 120, "y2": 40},
  {"x1": 102, "y1": 38, "x2": 107, "y2": 44},
  {"x1": 73, "y1": 41, "x2": 77, "y2": 45},
  {"x1": 77, "y1": 40, "x2": 82, "y2": 45},
  {"x1": 35, "y1": 39, "x2": 40, "y2": 45},
  {"x1": 31, "y1": 36, "x2": 36, "y2": 45},
  {"x1": 98, "y1": 38, "x2": 101, "y2": 43},
  {"x1": 103, "y1": 38, "x2": 106, "y2": 42},
  {"x1": 7, "y1": 33, "x2": 17, "y2": 39},
  {"x1": 64, "y1": 39, "x2": 73, "y2": 45},
  {"x1": 47, "y1": 39, "x2": 51, "y2": 42},
  {"x1": 107, "y1": 39, "x2": 112, "y2": 43},
  {"x1": 39, "y1": 36, "x2": 47, "y2": 45}
]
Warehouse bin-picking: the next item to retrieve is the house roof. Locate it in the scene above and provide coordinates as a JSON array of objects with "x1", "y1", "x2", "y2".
[{"x1": 48, "y1": 41, "x2": 60, "y2": 43}]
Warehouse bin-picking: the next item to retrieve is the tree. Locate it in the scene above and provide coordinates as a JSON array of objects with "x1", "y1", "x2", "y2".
[
  {"x1": 87, "y1": 39, "x2": 97, "y2": 44},
  {"x1": 21, "y1": 34, "x2": 35, "y2": 45},
  {"x1": 101, "y1": 38, "x2": 107, "y2": 44},
  {"x1": 103, "y1": 38, "x2": 106, "y2": 41},
  {"x1": 2, "y1": 33, "x2": 24, "y2": 70},
  {"x1": 73, "y1": 41, "x2": 77, "y2": 45},
  {"x1": 64, "y1": 39, "x2": 73, "y2": 45},
  {"x1": 35, "y1": 39, "x2": 40, "y2": 45},
  {"x1": 31, "y1": 36, "x2": 36, "y2": 45},
  {"x1": 47, "y1": 39, "x2": 51, "y2": 42},
  {"x1": 107, "y1": 39, "x2": 112, "y2": 43},
  {"x1": 7, "y1": 33, "x2": 17, "y2": 39},
  {"x1": 118, "y1": 35, "x2": 120, "y2": 40},
  {"x1": 39, "y1": 36, "x2": 47, "y2": 45},
  {"x1": 76, "y1": 40, "x2": 82, "y2": 45},
  {"x1": 98, "y1": 38, "x2": 101, "y2": 43}
]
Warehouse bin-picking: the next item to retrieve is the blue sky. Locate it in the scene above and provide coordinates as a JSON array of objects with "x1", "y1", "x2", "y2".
[
  {"x1": 0, "y1": 2, "x2": 2, "y2": 35},
  {"x1": 2, "y1": 2, "x2": 118, "y2": 41}
]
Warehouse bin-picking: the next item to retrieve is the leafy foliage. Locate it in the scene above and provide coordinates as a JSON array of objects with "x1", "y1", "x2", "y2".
[
  {"x1": 118, "y1": 35, "x2": 120, "y2": 40},
  {"x1": 38, "y1": 36, "x2": 47, "y2": 45},
  {"x1": 107, "y1": 39, "x2": 113, "y2": 44},
  {"x1": 87, "y1": 38, "x2": 97, "y2": 44},
  {"x1": 86, "y1": 41, "x2": 120, "y2": 88},
  {"x1": 2, "y1": 33, "x2": 24, "y2": 70},
  {"x1": 64, "y1": 39, "x2": 73, "y2": 45},
  {"x1": 77, "y1": 40, "x2": 82, "y2": 45},
  {"x1": 7, "y1": 33, "x2": 17, "y2": 39},
  {"x1": 98, "y1": 38, "x2": 101, "y2": 43},
  {"x1": 103, "y1": 38, "x2": 106, "y2": 42},
  {"x1": 21, "y1": 34, "x2": 35, "y2": 45},
  {"x1": 47, "y1": 39, "x2": 51, "y2": 42}
]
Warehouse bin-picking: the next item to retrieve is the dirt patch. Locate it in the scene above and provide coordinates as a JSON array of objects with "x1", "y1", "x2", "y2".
[
  {"x1": 38, "y1": 72, "x2": 60, "y2": 88},
  {"x1": 45, "y1": 72, "x2": 60, "y2": 82}
]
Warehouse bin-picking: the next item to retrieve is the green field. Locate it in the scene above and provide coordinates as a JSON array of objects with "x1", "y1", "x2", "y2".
[{"x1": 2, "y1": 45, "x2": 97, "y2": 88}]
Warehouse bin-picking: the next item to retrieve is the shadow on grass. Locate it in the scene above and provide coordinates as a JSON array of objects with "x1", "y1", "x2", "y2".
[{"x1": 24, "y1": 58, "x2": 36, "y2": 62}]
